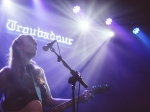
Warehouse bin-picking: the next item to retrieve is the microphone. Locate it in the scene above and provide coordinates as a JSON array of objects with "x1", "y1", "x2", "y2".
[{"x1": 43, "y1": 40, "x2": 56, "y2": 51}]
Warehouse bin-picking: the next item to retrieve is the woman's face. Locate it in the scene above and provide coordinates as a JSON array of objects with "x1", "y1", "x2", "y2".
[{"x1": 21, "y1": 36, "x2": 37, "y2": 58}]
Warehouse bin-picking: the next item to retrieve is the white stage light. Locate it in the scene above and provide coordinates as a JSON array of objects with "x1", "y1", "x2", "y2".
[
  {"x1": 73, "y1": 6, "x2": 80, "y2": 13},
  {"x1": 105, "y1": 18, "x2": 112, "y2": 25},
  {"x1": 3, "y1": 0, "x2": 12, "y2": 6},
  {"x1": 80, "y1": 21, "x2": 89, "y2": 31},
  {"x1": 108, "y1": 31, "x2": 114, "y2": 37}
]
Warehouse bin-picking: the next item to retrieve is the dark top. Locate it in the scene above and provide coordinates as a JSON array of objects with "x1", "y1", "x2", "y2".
[{"x1": 0, "y1": 65, "x2": 47, "y2": 111}]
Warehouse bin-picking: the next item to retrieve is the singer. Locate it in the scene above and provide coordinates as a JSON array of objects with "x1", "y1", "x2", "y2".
[{"x1": 0, "y1": 34, "x2": 93, "y2": 112}]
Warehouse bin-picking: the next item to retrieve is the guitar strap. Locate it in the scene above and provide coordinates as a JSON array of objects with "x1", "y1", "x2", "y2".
[{"x1": 30, "y1": 69, "x2": 42, "y2": 103}]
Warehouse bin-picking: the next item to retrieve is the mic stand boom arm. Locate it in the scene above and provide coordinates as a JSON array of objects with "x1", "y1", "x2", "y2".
[
  {"x1": 50, "y1": 47, "x2": 88, "y2": 88},
  {"x1": 50, "y1": 47, "x2": 88, "y2": 112}
]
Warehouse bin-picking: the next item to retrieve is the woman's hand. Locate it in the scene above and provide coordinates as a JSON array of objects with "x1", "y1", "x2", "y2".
[{"x1": 80, "y1": 90, "x2": 94, "y2": 103}]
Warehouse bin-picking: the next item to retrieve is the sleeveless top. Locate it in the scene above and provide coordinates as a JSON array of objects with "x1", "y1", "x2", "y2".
[{"x1": 1, "y1": 65, "x2": 47, "y2": 111}]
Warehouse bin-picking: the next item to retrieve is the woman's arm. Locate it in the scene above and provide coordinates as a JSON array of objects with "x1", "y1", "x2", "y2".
[
  {"x1": 40, "y1": 68, "x2": 70, "y2": 107},
  {"x1": 0, "y1": 67, "x2": 9, "y2": 112},
  {"x1": 39, "y1": 68, "x2": 93, "y2": 107}
]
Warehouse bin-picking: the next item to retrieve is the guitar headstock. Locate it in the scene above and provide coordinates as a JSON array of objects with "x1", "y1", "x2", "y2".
[{"x1": 90, "y1": 84, "x2": 110, "y2": 95}]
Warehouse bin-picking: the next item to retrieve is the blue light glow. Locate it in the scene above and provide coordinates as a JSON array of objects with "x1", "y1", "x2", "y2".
[{"x1": 133, "y1": 28, "x2": 140, "y2": 34}]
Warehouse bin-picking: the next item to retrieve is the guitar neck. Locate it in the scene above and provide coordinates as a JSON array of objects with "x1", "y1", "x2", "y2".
[
  {"x1": 48, "y1": 95, "x2": 84, "y2": 112},
  {"x1": 48, "y1": 84, "x2": 110, "y2": 112}
]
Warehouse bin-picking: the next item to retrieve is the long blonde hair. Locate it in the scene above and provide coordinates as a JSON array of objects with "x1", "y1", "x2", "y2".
[
  {"x1": 8, "y1": 34, "x2": 36, "y2": 67},
  {"x1": 8, "y1": 34, "x2": 45, "y2": 85}
]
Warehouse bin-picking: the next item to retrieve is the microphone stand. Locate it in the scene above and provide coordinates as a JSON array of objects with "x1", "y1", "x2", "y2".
[{"x1": 49, "y1": 46, "x2": 88, "y2": 112}]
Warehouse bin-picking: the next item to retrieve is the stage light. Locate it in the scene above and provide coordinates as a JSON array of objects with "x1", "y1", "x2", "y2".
[
  {"x1": 3, "y1": 0, "x2": 12, "y2": 6},
  {"x1": 80, "y1": 21, "x2": 89, "y2": 31},
  {"x1": 108, "y1": 31, "x2": 114, "y2": 37},
  {"x1": 105, "y1": 18, "x2": 112, "y2": 25},
  {"x1": 73, "y1": 6, "x2": 80, "y2": 13},
  {"x1": 2, "y1": 0, "x2": 14, "y2": 11},
  {"x1": 133, "y1": 28, "x2": 140, "y2": 34}
]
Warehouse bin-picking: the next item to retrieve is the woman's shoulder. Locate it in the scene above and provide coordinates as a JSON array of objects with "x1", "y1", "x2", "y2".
[
  {"x1": 29, "y1": 64, "x2": 43, "y2": 75},
  {"x1": 29, "y1": 61, "x2": 43, "y2": 71},
  {"x1": 0, "y1": 66, "x2": 11, "y2": 89},
  {"x1": 0, "y1": 66, "x2": 11, "y2": 75}
]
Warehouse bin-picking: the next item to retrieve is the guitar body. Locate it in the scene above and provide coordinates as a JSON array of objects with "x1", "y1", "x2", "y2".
[
  {"x1": 6, "y1": 100, "x2": 43, "y2": 112},
  {"x1": 5, "y1": 84, "x2": 110, "y2": 112}
]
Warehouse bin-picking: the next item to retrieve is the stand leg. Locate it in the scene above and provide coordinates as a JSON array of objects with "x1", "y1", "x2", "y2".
[{"x1": 72, "y1": 84, "x2": 76, "y2": 112}]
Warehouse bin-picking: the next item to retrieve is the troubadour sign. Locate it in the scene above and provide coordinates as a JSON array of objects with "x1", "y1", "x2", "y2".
[{"x1": 6, "y1": 19, "x2": 73, "y2": 45}]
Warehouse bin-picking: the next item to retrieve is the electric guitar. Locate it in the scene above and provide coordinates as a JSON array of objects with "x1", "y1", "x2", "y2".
[{"x1": 6, "y1": 84, "x2": 110, "y2": 112}]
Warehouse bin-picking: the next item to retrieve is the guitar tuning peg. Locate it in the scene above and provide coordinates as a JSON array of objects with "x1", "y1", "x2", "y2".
[
  {"x1": 99, "y1": 85, "x2": 102, "y2": 88},
  {"x1": 92, "y1": 86, "x2": 96, "y2": 89},
  {"x1": 104, "y1": 84, "x2": 110, "y2": 91}
]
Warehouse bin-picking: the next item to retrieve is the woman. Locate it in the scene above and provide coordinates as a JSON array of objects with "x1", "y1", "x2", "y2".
[{"x1": 0, "y1": 34, "x2": 93, "y2": 112}]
